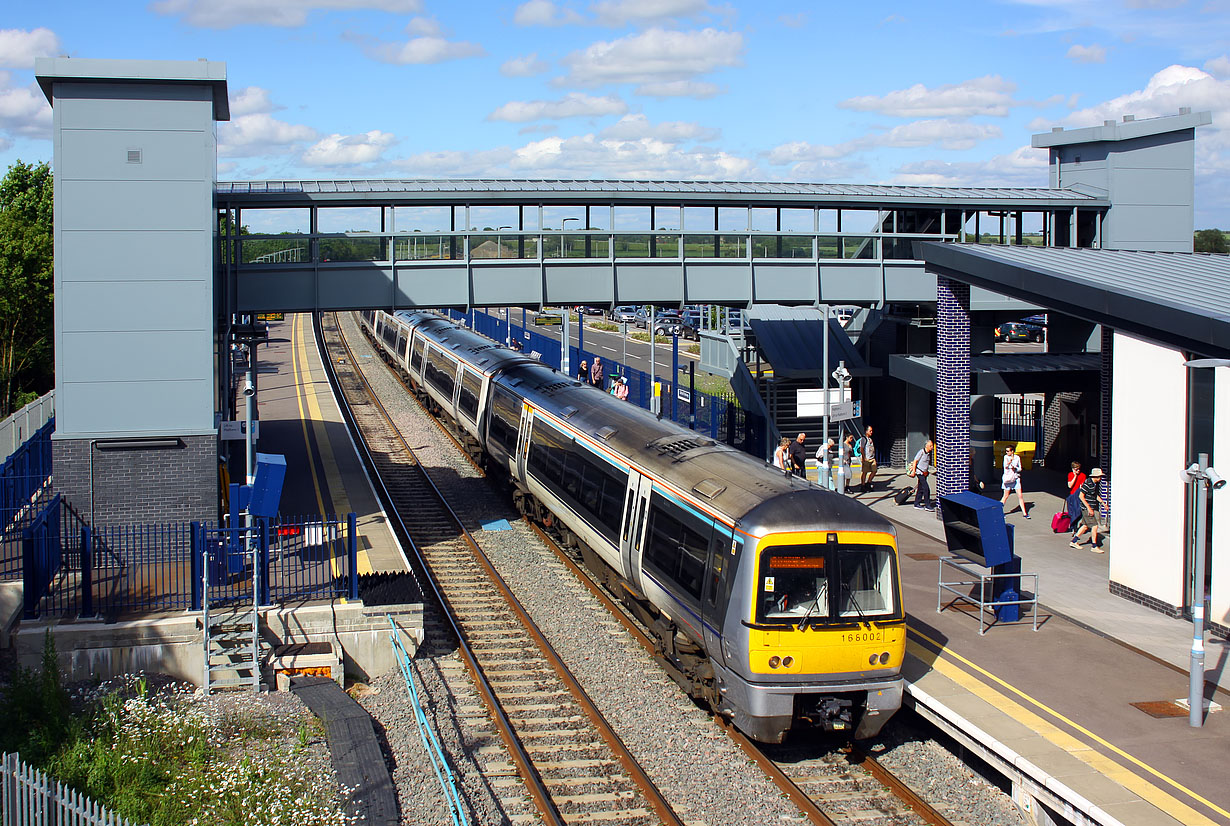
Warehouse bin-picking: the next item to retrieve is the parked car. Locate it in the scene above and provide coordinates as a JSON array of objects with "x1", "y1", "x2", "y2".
[
  {"x1": 576, "y1": 306, "x2": 605, "y2": 317},
  {"x1": 995, "y1": 321, "x2": 1045, "y2": 343},
  {"x1": 612, "y1": 305, "x2": 639, "y2": 324},
  {"x1": 654, "y1": 318, "x2": 699, "y2": 340}
]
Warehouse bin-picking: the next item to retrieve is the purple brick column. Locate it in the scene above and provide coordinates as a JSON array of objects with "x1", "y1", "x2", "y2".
[
  {"x1": 1100, "y1": 327, "x2": 1113, "y2": 521},
  {"x1": 936, "y1": 276, "x2": 971, "y2": 510}
]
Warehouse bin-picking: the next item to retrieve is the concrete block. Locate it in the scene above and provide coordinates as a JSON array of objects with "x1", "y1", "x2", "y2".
[{"x1": 0, "y1": 582, "x2": 22, "y2": 647}]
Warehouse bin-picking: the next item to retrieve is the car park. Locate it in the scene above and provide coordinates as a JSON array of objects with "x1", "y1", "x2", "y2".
[
  {"x1": 576, "y1": 306, "x2": 605, "y2": 317},
  {"x1": 995, "y1": 320, "x2": 1045, "y2": 343}
]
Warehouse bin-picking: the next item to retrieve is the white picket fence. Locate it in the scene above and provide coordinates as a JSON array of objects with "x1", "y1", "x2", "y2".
[{"x1": 1, "y1": 752, "x2": 138, "y2": 826}]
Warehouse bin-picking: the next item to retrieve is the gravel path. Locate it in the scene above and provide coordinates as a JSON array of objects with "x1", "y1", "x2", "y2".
[{"x1": 336, "y1": 311, "x2": 1027, "y2": 826}]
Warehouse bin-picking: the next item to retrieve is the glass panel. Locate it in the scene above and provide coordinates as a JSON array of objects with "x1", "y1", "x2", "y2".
[
  {"x1": 453, "y1": 206, "x2": 466, "y2": 233},
  {"x1": 543, "y1": 235, "x2": 563, "y2": 258},
  {"x1": 614, "y1": 206, "x2": 651, "y2": 231},
  {"x1": 393, "y1": 235, "x2": 457, "y2": 260},
  {"x1": 817, "y1": 209, "x2": 837, "y2": 233},
  {"x1": 589, "y1": 236, "x2": 610, "y2": 258},
  {"x1": 521, "y1": 205, "x2": 540, "y2": 231},
  {"x1": 240, "y1": 208, "x2": 309, "y2": 234},
  {"x1": 1019, "y1": 211, "x2": 1046, "y2": 245},
  {"x1": 653, "y1": 205, "x2": 681, "y2": 231},
  {"x1": 614, "y1": 235, "x2": 650, "y2": 257},
  {"x1": 780, "y1": 236, "x2": 812, "y2": 259},
  {"x1": 836, "y1": 545, "x2": 895, "y2": 618},
  {"x1": 718, "y1": 234, "x2": 747, "y2": 258},
  {"x1": 750, "y1": 207, "x2": 777, "y2": 232},
  {"x1": 780, "y1": 208, "x2": 813, "y2": 232},
  {"x1": 683, "y1": 206, "x2": 715, "y2": 231},
  {"x1": 394, "y1": 206, "x2": 451, "y2": 233},
  {"x1": 320, "y1": 236, "x2": 384, "y2": 262},
  {"x1": 654, "y1": 234, "x2": 679, "y2": 258},
  {"x1": 757, "y1": 544, "x2": 828, "y2": 624},
  {"x1": 840, "y1": 209, "x2": 880, "y2": 234},
  {"x1": 242, "y1": 238, "x2": 309, "y2": 264},
  {"x1": 469, "y1": 205, "x2": 519, "y2": 233},
  {"x1": 470, "y1": 235, "x2": 520, "y2": 259},
  {"x1": 317, "y1": 207, "x2": 380, "y2": 234},
  {"x1": 842, "y1": 237, "x2": 876, "y2": 259},
  {"x1": 543, "y1": 205, "x2": 586, "y2": 231},
  {"x1": 817, "y1": 236, "x2": 840, "y2": 258},
  {"x1": 563, "y1": 235, "x2": 587, "y2": 257},
  {"x1": 718, "y1": 207, "x2": 747, "y2": 232},
  {"x1": 684, "y1": 235, "x2": 716, "y2": 257},
  {"x1": 587, "y1": 205, "x2": 611, "y2": 231},
  {"x1": 883, "y1": 237, "x2": 917, "y2": 260},
  {"x1": 751, "y1": 236, "x2": 778, "y2": 258}
]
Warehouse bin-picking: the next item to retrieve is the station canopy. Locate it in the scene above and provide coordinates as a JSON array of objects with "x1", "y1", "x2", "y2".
[{"x1": 745, "y1": 306, "x2": 876, "y2": 380}]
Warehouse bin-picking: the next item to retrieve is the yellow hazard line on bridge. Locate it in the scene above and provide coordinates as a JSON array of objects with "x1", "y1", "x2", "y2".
[
  {"x1": 907, "y1": 629, "x2": 1227, "y2": 826},
  {"x1": 290, "y1": 313, "x2": 372, "y2": 577}
]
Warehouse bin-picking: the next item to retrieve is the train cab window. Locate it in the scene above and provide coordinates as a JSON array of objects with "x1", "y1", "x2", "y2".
[
  {"x1": 410, "y1": 338, "x2": 425, "y2": 372},
  {"x1": 458, "y1": 368, "x2": 482, "y2": 422},
  {"x1": 835, "y1": 545, "x2": 895, "y2": 618},
  {"x1": 488, "y1": 385, "x2": 520, "y2": 454},
  {"x1": 644, "y1": 492, "x2": 712, "y2": 602}
]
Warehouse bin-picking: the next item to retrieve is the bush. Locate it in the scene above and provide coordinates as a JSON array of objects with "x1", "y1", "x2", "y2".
[{"x1": 0, "y1": 631, "x2": 73, "y2": 765}]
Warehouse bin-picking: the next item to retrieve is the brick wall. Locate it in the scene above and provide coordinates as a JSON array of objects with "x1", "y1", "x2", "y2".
[
  {"x1": 53, "y1": 435, "x2": 218, "y2": 527},
  {"x1": 936, "y1": 277, "x2": 971, "y2": 501}
]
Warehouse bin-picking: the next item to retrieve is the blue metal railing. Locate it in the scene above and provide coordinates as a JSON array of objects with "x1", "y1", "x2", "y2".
[
  {"x1": 1, "y1": 418, "x2": 54, "y2": 580},
  {"x1": 447, "y1": 310, "x2": 766, "y2": 457},
  {"x1": 22, "y1": 495, "x2": 62, "y2": 618},
  {"x1": 390, "y1": 615, "x2": 466, "y2": 826}
]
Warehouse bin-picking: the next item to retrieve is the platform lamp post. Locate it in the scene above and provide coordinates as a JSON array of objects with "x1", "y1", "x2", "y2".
[{"x1": 1181, "y1": 357, "x2": 1230, "y2": 726}]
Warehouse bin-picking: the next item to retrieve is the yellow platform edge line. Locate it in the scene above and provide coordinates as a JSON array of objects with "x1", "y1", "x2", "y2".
[{"x1": 907, "y1": 632, "x2": 1227, "y2": 824}]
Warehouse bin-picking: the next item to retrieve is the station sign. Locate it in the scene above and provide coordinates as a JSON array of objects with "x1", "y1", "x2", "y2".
[
  {"x1": 677, "y1": 388, "x2": 691, "y2": 403},
  {"x1": 829, "y1": 401, "x2": 856, "y2": 421},
  {"x1": 220, "y1": 420, "x2": 260, "y2": 441}
]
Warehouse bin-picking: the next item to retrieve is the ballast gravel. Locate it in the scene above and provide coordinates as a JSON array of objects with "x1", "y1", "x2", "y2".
[{"x1": 336, "y1": 312, "x2": 1028, "y2": 826}]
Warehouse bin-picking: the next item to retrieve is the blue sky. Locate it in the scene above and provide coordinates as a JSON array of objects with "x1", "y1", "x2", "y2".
[{"x1": 2, "y1": 1, "x2": 1229, "y2": 225}]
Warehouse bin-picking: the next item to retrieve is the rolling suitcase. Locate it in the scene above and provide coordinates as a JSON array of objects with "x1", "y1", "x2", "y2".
[
  {"x1": 894, "y1": 486, "x2": 913, "y2": 506},
  {"x1": 1051, "y1": 511, "x2": 1071, "y2": 533}
]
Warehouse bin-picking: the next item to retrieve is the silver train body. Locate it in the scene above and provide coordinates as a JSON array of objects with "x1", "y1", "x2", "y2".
[{"x1": 359, "y1": 309, "x2": 906, "y2": 743}]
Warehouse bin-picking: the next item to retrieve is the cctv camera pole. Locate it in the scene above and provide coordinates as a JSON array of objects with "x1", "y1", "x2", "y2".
[
  {"x1": 245, "y1": 360, "x2": 255, "y2": 485},
  {"x1": 822, "y1": 303, "x2": 830, "y2": 489},
  {"x1": 1190, "y1": 451, "x2": 1210, "y2": 727}
]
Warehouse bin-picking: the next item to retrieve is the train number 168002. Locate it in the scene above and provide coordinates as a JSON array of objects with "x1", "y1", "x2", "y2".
[{"x1": 841, "y1": 632, "x2": 884, "y2": 643}]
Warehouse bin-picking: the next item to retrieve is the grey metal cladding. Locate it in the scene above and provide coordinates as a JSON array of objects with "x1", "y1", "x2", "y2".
[{"x1": 921, "y1": 243, "x2": 1230, "y2": 360}]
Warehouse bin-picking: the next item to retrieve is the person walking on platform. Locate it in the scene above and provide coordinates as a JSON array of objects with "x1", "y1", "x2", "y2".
[
  {"x1": 788, "y1": 432, "x2": 807, "y2": 478},
  {"x1": 839, "y1": 433, "x2": 856, "y2": 494},
  {"x1": 815, "y1": 436, "x2": 837, "y2": 489},
  {"x1": 773, "y1": 437, "x2": 791, "y2": 472},
  {"x1": 858, "y1": 425, "x2": 878, "y2": 493},
  {"x1": 577, "y1": 360, "x2": 589, "y2": 383},
  {"x1": 911, "y1": 439, "x2": 934, "y2": 510},
  {"x1": 1000, "y1": 445, "x2": 1030, "y2": 518},
  {"x1": 1071, "y1": 468, "x2": 1107, "y2": 552},
  {"x1": 1066, "y1": 461, "x2": 1086, "y2": 536},
  {"x1": 590, "y1": 356, "x2": 605, "y2": 389}
]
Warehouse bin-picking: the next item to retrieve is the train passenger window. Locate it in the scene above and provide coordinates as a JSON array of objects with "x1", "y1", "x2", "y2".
[
  {"x1": 410, "y1": 338, "x2": 425, "y2": 372},
  {"x1": 488, "y1": 385, "x2": 520, "y2": 454},
  {"x1": 424, "y1": 347, "x2": 457, "y2": 397},
  {"x1": 526, "y1": 419, "x2": 626, "y2": 545},
  {"x1": 458, "y1": 368, "x2": 482, "y2": 422},
  {"x1": 397, "y1": 334, "x2": 408, "y2": 362},
  {"x1": 644, "y1": 493, "x2": 712, "y2": 602}
]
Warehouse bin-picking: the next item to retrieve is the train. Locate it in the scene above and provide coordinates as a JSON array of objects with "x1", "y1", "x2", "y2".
[{"x1": 358, "y1": 308, "x2": 906, "y2": 743}]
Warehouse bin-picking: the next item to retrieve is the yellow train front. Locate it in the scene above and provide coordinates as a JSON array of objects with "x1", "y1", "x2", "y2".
[{"x1": 713, "y1": 499, "x2": 906, "y2": 743}]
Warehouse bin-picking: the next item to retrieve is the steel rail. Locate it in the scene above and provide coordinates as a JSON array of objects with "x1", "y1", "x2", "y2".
[{"x1": 322, "y1": 312, "x2": 687, "y2": 826}]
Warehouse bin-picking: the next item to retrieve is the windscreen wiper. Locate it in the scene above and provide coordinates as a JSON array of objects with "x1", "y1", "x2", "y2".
[{"x1": 841, "y1": 580, "x2": 866, "y2": 621}]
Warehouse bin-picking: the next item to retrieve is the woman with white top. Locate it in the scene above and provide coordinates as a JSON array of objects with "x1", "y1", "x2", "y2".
[{"x1": 999, "y1": 445, "x2": 1030, "y2": 518}]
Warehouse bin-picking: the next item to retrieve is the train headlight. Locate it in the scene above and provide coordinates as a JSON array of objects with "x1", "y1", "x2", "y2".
[
  {"x1": 868, "y1": 653, "x2": 879, "y2": 665},
  {"x1": 768, "y1": 656, "x2": 781, "y2": 669},
  {"x1": 782, "y1": 656, "x2": 794, "y2": 668},
  {"x1": 879, "y1": 652, "x2": 890, "y2": 665}
]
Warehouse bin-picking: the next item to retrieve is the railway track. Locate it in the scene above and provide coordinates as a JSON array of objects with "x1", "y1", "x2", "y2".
[
  {"x1": 326, "y1": 311, "x2": 963, "y2": 826},
  {"x1": 318, "y1": 313, "x2": 684, "y2": 826}
]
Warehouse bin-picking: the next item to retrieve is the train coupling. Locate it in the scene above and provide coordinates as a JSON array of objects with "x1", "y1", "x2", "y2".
[{"x1": 797, "y1": 696, "x2": 855, "y2": 733}]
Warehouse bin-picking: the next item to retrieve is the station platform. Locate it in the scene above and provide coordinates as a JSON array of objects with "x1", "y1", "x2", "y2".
[
  {"x1": 248, "y1": 314, "x2": 406, "y2": 576},
  {"x1": 856, "y1": 470, "x2": 1230, "y2": 826}
]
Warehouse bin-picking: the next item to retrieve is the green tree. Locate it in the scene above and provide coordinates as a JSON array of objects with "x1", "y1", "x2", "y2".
[
  {"x1": 0, "y1": 160, "x2": 54, "y2": 415},
  {"x1": 1194, "y1": 228, "x2": 1229, "y2": 254}
]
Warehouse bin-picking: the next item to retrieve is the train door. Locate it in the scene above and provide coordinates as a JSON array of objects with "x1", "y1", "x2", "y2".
[
  {"x1": 701, "y1": 523, "x2": 736, "y2": 665},
  {"x1": 514, "y1": 404, "x2": 533, "y2": 484},
  {"x1": 620, "y1": 471, "x2": 652, "y2": 592}
]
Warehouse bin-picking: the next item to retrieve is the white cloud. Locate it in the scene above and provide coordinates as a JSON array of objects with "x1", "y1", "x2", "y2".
[
  {"x1": 229, "y1": 86, "x2": 277, "y2": 117},
  {"x1": 766, "y1": 120, "x2": 1002, "y2": 164},
  {"x1": 150, "y1": 0, "x2": 423, "y2": 28},
  {"x1": 404, "y1": 16, "x2": 441, "y2": 36},
  {"x1": 634, "y1": 79, "x2": 722, "y2": 98},
  {"x1": 781, "y1": 159, "x2": 872, "y2": 182},
  {"x1": 361, "y1": 35, "x2": 485, "y2": 64},
  {"x1": 501, "y1": 53, "x2": 550, "y2": 77},
  {"x1": 219, "y1": 113, "x2": 318, "y2": 157},
  {"x1": 302, "y1": 130, "x2": 396, "y2": 166},
  {"x1": 1205, "y1": 56, "x2": 1230, "y2": 79},
  {"x1": 591, "y1": 0, "x2": 711, "y2": 26},
  {"x1": 559, "y1": 27, "x2": 742, "y2": 87},
  {"x1": 1050, "y1": 64, "x2": 1230, "y2": 126},
  {"x1": 489, "y1": 93, "x2": 627, "y2": 122},
  {"x1": 597, "y1": 113, "x2": 720, "y2": 142},
  {"x1": 1067, "y1": 43, "x2": 1107, "y2": 63},
  {"x1": 396, "y1": 147, "x2": 518, "y2": 176},
  {"x1": 891, "y1": 145, "x2": 1050, "y2": 188},
  {"x1": 0, "y1": 77, "x2": 51, "y2": 139},
  {"x1": 840, "y1": 75, "x2": 1022, "y2": 118},
  {"x1": 513, "y1": 0, "x2": 583, "y2": 26},
  {"x1": 0, "y1": 28, "x2": 59, "y2": 69}
]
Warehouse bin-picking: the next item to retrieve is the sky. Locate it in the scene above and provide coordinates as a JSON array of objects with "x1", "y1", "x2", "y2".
[{"x1": 2, "y1": 1, "x2": 1230, "y2": 226}]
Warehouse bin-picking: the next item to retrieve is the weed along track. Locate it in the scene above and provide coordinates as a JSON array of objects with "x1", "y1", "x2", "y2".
[{"x1": 318, "y1": 312, "x2": 684, "y2": 826}]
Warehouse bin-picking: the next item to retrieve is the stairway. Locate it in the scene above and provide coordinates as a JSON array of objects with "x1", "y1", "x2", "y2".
[{"x1": 203, "y1": 606, "x2": 265, "y2": 692}]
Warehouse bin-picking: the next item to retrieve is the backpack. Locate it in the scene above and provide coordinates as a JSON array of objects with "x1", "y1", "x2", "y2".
[{"x1": 854, "y1": 437, "x2": 863, "y2": 458}]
